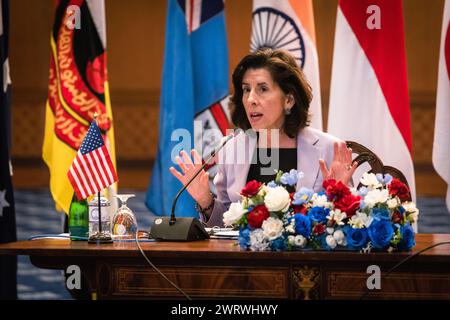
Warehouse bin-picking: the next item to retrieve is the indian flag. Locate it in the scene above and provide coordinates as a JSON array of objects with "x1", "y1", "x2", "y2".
[{"x1": 250, "y1": 0, "x2": 323, "y2": 130}]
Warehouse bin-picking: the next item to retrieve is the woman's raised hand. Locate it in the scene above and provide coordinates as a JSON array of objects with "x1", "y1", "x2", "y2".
[
  {"x1": 169, "y1": 149, "x2": 212, "y2": 208},
  {"x1": 319, "y1": 141, "x2": 357, "y2": 186}
]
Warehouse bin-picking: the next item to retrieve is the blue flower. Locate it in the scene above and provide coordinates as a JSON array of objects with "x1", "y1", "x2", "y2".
[
  {"x1": 368, "y1": 219, "x2": 394, "y2": 249},
  {"x1": 293, "y1": 187, "x2": 314, "y2": 205},
  {"x1": 271, "y1": 237, "x2": 287, "y2": 251},
  {"x1": 291, "y1": 214, "x2": 311, "y2": 238},
  {"x1": 376, "y1": 173, "x2": 392, "y2": 185},
  {"x1": 371, "y1": 207, "x2": 390, "y2": 221},
  {"x1": 383, "y1": 174, "x2": 393, "y2": 184},
  {"x1": 397, "y1": 223, "x2": 415, "y2": 251},
  {"x1": 307, "y1": 206, "x2": 330, "y2": 224},
  {"x1": 359, "y1": 200, "x2": 366, "y2": 209},
  {"x1": 238, "y1": 227, "x2": 251, "y2": 249},
  {"x1": 267, "y1": 181, "x2": 278, "y2": 188},
  {"x1": 358, "y1": 186, "x2": 369, "y2": 197},
  {"x1": 345, "y1": 226, "x2": 369, "y2": 250},
  {"x1": 280, "y1": 169, "x2": 303, "y2": 186}
]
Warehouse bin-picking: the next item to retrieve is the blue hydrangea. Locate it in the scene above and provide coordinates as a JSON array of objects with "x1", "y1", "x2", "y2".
[
  {"x1": 238, "y1": 227, "x2": 251, "y2": 249},
  {"x1": 271, "y1": 237, "x2": 287, "y2": 251},
  {"x1": 359, "y1": 200, "x2": 367, "y2": 209},
  {"x1": 368, "y1": 219, "x2": 394, "y2": 249},
  {"x1": 307, "y1": 206, "x2": 330, "y2": 224},
  {"x1": 358, "y1": 186, "x2": 369, "y2": 197},
  {"x1": 376, "y1": 173, "x2": 393, "y2": 185},
  {"x1": 292, "y1": 187, "x2": 314, "y2": 205},
  {"x1": 280, "y1": 169, "x2": 304, "y2": 186},
  {"x1": 267, "y1": 181, "x2": 278, "y2": 188}
]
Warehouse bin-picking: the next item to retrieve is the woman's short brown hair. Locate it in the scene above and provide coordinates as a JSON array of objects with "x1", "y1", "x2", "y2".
[{"x1": 230, "y1": 48, "x2": 313, "y2": 138}]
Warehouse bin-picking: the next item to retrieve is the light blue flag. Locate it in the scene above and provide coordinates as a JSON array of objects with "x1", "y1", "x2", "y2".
[{"x1": 146, "y1": 0, "x2": 229, "y2": 217}]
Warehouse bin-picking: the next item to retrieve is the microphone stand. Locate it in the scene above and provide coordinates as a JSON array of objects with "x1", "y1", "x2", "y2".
[{"x1": 169, "y1": 133, "x2": 234, "y2": 225}]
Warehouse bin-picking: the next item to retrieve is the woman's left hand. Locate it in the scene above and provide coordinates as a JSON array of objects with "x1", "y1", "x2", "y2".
[{"x1": 319, "y1": 141, "x2": 357, "y2": 186}]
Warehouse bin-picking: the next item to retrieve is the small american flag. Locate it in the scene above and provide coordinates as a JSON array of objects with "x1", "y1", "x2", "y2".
[{"x1": 68, "y1": 121, "x2": 118, "y2": 200}]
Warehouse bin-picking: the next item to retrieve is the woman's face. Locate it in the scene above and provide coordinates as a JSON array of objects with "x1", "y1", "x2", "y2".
[{"x1": 242, "y1": 68, "x2": 290, "y2": 132}]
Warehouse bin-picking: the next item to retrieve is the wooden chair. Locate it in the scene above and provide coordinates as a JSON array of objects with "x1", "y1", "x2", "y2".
[{"x1": 346, "y1": 141, "x2": 412, "y2": 201}]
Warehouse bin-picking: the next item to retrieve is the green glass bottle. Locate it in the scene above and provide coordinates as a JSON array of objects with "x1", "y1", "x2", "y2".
[{"x1": 69, "y1": 195, "x2": 89, "y2": 241}]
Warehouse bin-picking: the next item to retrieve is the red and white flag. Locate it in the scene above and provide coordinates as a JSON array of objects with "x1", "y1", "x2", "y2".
[
  {"x1": 433, "y1": 0, "x2": 450, "y2": 213},
  {"x1": 328, "y1": 0, "x2": 416, "y2": 201},
  {"x1": 68, "y1": 120, "x2": 118, "y2": 200},
  {"x1": 250, "y1": 0, "x2": 323, "y2": 130}
]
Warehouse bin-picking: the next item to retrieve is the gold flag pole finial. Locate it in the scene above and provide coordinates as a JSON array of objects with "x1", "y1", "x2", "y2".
[{"x1": 93, "y1": 112, "x2": 98, "y2": 121}]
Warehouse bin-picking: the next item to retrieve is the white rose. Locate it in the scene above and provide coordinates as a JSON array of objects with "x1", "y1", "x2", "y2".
[
  {"x1": 262, "y1": 217, "x2": 284, "y2": 240},
  {"x1": 294, "y1": 235, "x2": 307, "y2": 248},
  {"x1": 360, "y1": 172, "x2": 382, "y2": 189},
  {"x1": 364, "y1": 189, "x2": 389, "y2": 208},
  {"x1": 333, "y1": 230, "x2": 347, "y2": 246},
  {"x1": 222, "y1": 202, "x2": 246, "y2": 227},
  {"x1": 327, "y1": 227, "x2": 334, "y2": 235},
  {"x1": 326, "y1": 235, "x2": 337, "y2": 249},
  {"x1": 387, "y1": 197, "x2": 400, "y2": 209},
  {"x1": 264, "y1": 186, "x2": 291, "y2": 212}
]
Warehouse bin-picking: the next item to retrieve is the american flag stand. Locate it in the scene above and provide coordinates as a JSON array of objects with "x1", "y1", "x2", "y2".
[
  {"x1": 68, "y1": 113, "x2": 117, "y2": 244},
  {"x1": 87, "y1": 190, "x2": 113, "y2": 244}
]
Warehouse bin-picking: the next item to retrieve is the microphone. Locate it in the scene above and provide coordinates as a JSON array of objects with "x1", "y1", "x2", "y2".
[{"x1": 150, "y1": 132, "x2": 235, "y2": 241}]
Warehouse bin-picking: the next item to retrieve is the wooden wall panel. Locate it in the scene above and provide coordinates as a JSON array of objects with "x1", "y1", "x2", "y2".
[{"x1": 8, "y1": 0, "x2": 448, "y2": 196}]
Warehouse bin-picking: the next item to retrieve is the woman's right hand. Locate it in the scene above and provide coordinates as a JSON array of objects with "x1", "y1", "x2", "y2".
[{"x1": 169, "y1": 149, "x2": 212, "y2": 208}]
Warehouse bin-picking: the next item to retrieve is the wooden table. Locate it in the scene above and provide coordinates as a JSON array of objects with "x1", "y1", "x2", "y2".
[{"x1": 1, "y1": 234, "x2": 450, "y2": 299}]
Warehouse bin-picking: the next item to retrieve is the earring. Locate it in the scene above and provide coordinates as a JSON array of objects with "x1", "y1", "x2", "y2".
[{"x1": 284, "y1": 108, "x2": 291, "y2": 115}]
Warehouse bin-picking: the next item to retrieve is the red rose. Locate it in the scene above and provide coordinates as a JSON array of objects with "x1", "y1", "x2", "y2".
[
  {"x1": 334, "y1": 193, "x2": 361, "y2": 218},
  {"x1": 313, "y1": 223, "x2": 326, "y2": 235},
  {"x1": 388, "y1": 178, "x2": 411, "y2": 202},
  {"x1": 391, "y1": 211, "x2": 404, "y2": 224},
  {"x1": 293, "y1": 205, "x2": 308, "y2": 215},
  {"x1": 323, "y1": 179, "x2": 351, "y2": 201},
  {"x1": 323, "y1": 179, "x2": 337, "y2": 189},
  {"x1": 247, "y1": 205, "x2": 270, "y2": 229},
  {"x1": 240, "y1": 180, "x2": 263, "y2": 197}
]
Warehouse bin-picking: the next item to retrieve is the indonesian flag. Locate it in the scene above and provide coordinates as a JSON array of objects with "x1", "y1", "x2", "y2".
[
  {"x1": 328, "y1": 0, "x2": 416, "y2": 202},
  {"x1": 250, "y1": 0, "x2": 322, "y2": 130},
  {"x1": 433, "y1": 0, "x2": 450, "y2": 213}
]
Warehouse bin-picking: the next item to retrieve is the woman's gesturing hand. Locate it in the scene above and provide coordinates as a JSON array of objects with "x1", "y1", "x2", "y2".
[
  {"x1": 169, "y1": 149, "x2": 212, "y2": 208},
  {"x1": 319, "y1": 141, "x2": 357, "y2": 186}
]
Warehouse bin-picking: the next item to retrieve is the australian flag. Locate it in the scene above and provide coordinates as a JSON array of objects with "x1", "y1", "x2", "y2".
[
  {"x1": 146, "y1": 0, "x2": 229, "y2": 217},
  {"x1": 0, "y1": 0, "x2": 17, "y2": 299}
]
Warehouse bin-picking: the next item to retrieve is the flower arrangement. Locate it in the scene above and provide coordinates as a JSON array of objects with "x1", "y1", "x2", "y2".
[{"x1": 223, "y1": 170, "x2": 419, "y2": 252}]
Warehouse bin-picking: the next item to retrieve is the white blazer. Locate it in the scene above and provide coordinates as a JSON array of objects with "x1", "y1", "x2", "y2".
[{"x1": 203, "y1": 127, "x2": 343, "y2": 227}]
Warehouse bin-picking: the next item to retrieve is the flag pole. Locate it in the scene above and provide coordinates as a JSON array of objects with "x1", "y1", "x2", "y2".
[{"x1": 98, "y1": 191, "x2": 102, "y2": 233}]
